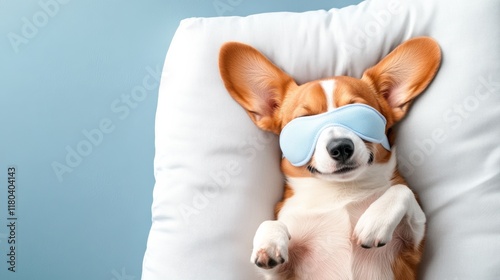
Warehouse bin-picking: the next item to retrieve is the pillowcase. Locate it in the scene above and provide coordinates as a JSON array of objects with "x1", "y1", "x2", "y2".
[{"x1": 142, "y1": 0, "x2": 500, "y2": 279}]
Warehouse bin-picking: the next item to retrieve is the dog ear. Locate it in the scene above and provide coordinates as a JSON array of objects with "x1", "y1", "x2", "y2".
[
  {"x1": 362, "y1": 37, "x2": 441, "y2": 123},
  {"x1": 219, "y1": 42, "x2": 296, "y2": 134}
]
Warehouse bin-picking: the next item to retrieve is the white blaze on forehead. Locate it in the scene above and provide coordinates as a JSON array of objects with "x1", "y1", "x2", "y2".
[{"x1": 319, "y1": 79, "x2": 336, "y2": 111}]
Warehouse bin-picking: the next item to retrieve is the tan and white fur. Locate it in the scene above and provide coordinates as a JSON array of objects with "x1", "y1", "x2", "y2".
[{"x1": 219, "y1": 37, "x2": 441, "y2": 280}]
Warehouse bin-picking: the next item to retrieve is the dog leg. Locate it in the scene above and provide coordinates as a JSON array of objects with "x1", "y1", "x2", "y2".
[
  {"x1": 353, "y1": 184, "x2": 426, "y2": 248},
  {"x1": 251, "y1": 220, "x2": 291, "y2": 269}
]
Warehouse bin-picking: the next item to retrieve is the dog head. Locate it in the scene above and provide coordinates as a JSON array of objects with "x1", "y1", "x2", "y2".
[{"x1": 219, "y1": 37, "x2": 441, "y2": 183}]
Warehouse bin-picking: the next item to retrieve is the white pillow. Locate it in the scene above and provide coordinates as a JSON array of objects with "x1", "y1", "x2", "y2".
[{"x1": 142, "y1": 0, "x2": 500, "y2": 279}]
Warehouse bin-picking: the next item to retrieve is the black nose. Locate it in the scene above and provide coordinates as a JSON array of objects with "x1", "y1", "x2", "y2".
[{"x1": 327, "y1": 138, "x2": 354, "y2": 163}]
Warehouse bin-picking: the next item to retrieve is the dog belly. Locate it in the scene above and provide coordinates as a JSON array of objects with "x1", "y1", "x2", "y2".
[
  {"x1": 276, "y1": 210, "x2": 353, "y2": 279},
  {"x1": 274, "y1": 210, "x2": 396, "y2": 280}
]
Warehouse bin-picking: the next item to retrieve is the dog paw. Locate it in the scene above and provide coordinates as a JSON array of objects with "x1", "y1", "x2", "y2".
[
  {"x1": 353, "y1": 186, "x2": 413, "y2": 249},
  {"x1": 353, "y1": 212, "x2": 396, "y2": 249},
  {"x1": 251, "y1": 220, "x2": 290, "y2": 269},
  {"x1": 353, "y1": 200, "x2": 406, "y2": 249},
  {"x1": 252, "y1": 247, "x2": 287, "y2": 269}
]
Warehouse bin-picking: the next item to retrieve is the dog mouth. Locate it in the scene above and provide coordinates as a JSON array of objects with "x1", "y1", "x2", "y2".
[
  {"x1": 307, "y1": 164, "x2": 359, "y2": 175},
  {"x1": 333, "y1": 165, "x2": 358, "y2": 174},
  {"x1": 306, "y1": 152, "x2": 374, "y2": 176}
]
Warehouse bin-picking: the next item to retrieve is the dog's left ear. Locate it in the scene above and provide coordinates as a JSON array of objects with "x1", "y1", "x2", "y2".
[
  {"x1": 219, "y1": 42, "x2": 296, "y2": 134},
  {"x1": 362, "y1": 37, "x2": 441, "y2": 123}
]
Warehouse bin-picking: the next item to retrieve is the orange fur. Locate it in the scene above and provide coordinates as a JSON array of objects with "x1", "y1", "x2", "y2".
[{"x1": 274, "y1": 184, "x2": 294, "y2": 218}]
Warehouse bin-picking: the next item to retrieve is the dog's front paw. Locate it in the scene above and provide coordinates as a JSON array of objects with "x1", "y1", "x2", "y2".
[
  {"x1": 251, "y1": 220, "x2": 291, "y2": 269},
  {"x1": 353, "y1": 211, "x2": 396, "y2": 249},
  {"x1": 353, "y1": 197, "x2": 406, "y2": 249},
  {"x1": 252, "y1": 246, "x2": 287, "y2": 269}
]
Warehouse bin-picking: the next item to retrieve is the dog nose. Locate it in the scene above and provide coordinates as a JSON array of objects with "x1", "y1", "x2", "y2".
[{"x1": 327, "y1": 138, "x2": 354, "y2": 163}]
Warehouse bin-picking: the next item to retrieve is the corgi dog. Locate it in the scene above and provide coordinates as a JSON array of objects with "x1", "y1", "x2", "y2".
[{"x1": 219, "y1": 37, "x2": 441, "y2": 280}]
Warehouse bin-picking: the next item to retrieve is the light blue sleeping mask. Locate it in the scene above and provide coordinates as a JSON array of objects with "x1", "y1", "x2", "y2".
[{"x1": 279, "y1": 104, "x2": 391, "y2": 167}]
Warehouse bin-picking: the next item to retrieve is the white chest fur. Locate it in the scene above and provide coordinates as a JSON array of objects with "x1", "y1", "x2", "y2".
[{"x1": 281, "y1": 156, "x2": 396, "y2": 218}]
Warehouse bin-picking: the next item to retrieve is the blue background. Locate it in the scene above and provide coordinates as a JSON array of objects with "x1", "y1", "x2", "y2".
[{"x1": 0, "y1": 0, "x2": 360, "y2": 279}]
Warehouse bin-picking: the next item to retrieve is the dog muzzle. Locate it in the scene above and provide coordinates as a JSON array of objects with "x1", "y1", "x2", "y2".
[{"x1": 279, "y1": 104, "x2": 391, "y2": 167}]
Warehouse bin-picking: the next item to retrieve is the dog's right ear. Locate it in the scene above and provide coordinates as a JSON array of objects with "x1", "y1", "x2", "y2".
[{"x1": 219, "y1": 42, "x2": 296, "y2": 134}]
